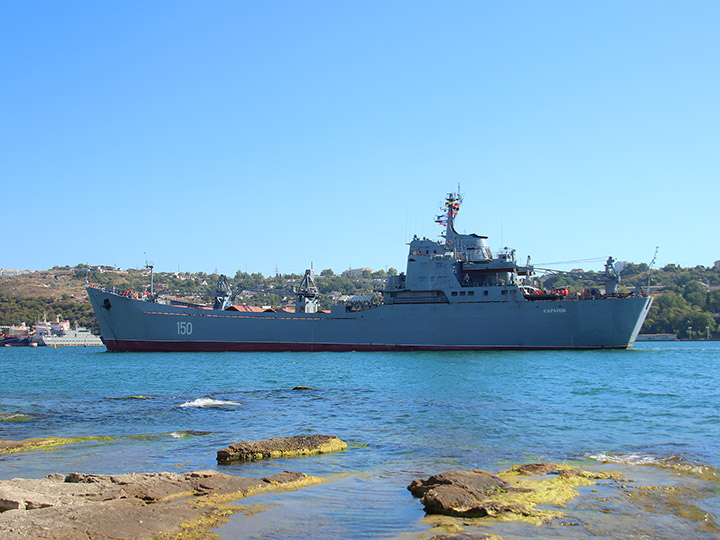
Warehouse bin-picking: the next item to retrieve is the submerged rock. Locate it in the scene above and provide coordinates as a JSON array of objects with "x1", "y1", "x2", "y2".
[
  {"x1": 0, "y1": 469, "x2": 321, "y2": 540},
  {"x1": 0, "y1": 436, "x2": 116, "y2": 455},
  {"x1": 217, "y1": 434, "x2": 347, "y2": 463}
]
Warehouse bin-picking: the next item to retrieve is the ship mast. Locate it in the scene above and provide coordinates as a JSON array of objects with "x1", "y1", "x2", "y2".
[
  {"x1": 435, "y1": 190, "x2": 463, "y2": 249},
  {"x1": 144, "y1": 252, "x2": 154, "y2": 298}
]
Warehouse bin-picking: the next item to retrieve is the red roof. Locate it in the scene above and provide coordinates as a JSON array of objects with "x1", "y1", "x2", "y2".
[{"x1": 226, "y1": 305, "x2": 264, "y2": 312}]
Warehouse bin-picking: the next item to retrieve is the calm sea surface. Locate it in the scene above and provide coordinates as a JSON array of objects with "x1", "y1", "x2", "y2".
[{"x1": 1, "y1": 342, "x2": 719, "y2": 539}]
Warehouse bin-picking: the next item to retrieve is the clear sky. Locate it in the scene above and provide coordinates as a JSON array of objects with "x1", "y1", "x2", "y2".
[{"x1": 2, "y1": 1, "x2": 718, "y2": 277}]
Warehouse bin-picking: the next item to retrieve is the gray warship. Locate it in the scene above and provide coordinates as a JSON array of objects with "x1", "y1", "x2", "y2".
[{"x1": 87, "y1": 192, "x2": 653, "y2": 351}]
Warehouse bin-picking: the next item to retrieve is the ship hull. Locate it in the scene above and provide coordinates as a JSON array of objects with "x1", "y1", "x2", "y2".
[{"x1": 87, "y1": 287, "x2": 653, "y2": 352}]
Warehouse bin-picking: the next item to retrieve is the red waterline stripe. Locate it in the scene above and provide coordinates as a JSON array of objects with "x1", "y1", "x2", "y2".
[{"x1": 101, "y1": 340, "x2": 628, "y2": 352}]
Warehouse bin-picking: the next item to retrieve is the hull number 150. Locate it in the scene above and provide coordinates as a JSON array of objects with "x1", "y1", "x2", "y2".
[{"x1": 177, "y1": 321, "x2": 193, "y2": 335}]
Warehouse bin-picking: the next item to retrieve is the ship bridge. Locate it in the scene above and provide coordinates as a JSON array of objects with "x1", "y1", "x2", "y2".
[{"x1": 382, "y1": 191, "x2": 535, "y2": 305}]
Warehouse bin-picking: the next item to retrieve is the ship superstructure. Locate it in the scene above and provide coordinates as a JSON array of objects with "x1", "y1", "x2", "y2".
[{"x1": 87, "y1": 192, "x2": 653, "y2": 351}]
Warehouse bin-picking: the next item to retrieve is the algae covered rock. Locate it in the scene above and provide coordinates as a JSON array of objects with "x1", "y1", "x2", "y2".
[
  {"x1": 507, "y1": 462, "x2": 560, "y2": 476},
  {"x1": 0, "y1": 436, "x2": 117, "y2": 455},
  {"x1": 217, "y1": 434, "x2": 347, "y2": 463},
  {"x1": 408, "y1": 469, "x2": 517, "y2": 499},
  {"x1": 409, "y1": 469, "x2": 532, "y2": 518},
  {"x1": 409, "y1": 463, "x2": 601, "y2": 522}
]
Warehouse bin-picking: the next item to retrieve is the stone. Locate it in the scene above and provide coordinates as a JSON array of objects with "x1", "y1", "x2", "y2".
[
  {"x1": 408, "y1": 469, "x2": 512, "y2": 499},
  {"x1": 217, "y1": 434, "x2": 347, "y2": 463},
  {"x1": 409, "y1": 468, "x2": 537, "y2": 518},
  {"x1": 508, "y1": 462, "x2": 560, "y2": 476},
  {"x1": 0, "y1": 469, "x2": 321, "y2": 540},
  {"x1": 420, "y1": 484, "x2": 530, "y2": 518}
]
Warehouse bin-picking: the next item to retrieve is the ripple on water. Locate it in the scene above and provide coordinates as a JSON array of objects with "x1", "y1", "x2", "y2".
[
  {"x1": 178, "y1": 398, "x2": 243, "y2": 408},
  {"x1": 588, "y1": 451, "x2": 720, "y2": 481},
  {"x1": 0, "y1": 412, "x2": 33, "y2": 423},
  {"x1": 216, "y1": 473, "x2": 425, "y2": 540}
]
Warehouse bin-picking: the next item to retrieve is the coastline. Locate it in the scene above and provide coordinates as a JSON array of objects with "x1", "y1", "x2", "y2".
[
  {"x1": 2, "y1": 447, "x2": 718, "y2": 540},
  {"x1": 0, "y1": 468, "x2": 322, "y2": 540}
]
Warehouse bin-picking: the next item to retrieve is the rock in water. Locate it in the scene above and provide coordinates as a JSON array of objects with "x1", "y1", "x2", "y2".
[
  {"x1": 0, "y1": 470, "x2": 320, "y2": 540},
  {"x1": 408, "y1": 469, "x2": 531, "y2": 518},
  {"x1": 217, "y1": 434, "x2": 347, "y2": 463},
  {"x1": 408, "y1": 469, "x2": 512, "y2": 498}
]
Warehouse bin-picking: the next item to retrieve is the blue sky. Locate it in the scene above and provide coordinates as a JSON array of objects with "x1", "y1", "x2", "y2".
[{"x1": 2, "y1": 2, "x2": 718, "y2": 276}]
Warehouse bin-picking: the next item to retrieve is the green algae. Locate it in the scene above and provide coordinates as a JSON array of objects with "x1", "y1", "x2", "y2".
[
  {"x1": 157, "y1": 508, "x2": 234, "y2": 540},
  {"x1": 0, "y1": 431, "x2": 204, "y2": 455},
  {"x1": 418, "y1": 461, "x2": 720, "y2": 540},
  {"x1": 203, "y1": 473, "x2": 324, "y2": 506},
  {"x1": 0, "y1": 436, "x2": 120, "y2": 455},
  {"x1": 480, "y1": 465, "x2": 628, "y2": 524},
  {"x1": 158, "y1": 474, "x2": 323, "y2": 540},
  {"x1": 493, "y1": 471, "x2": 596, "y2": 524}
]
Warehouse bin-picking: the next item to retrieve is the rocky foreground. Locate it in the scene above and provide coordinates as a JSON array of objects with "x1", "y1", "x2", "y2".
[
  {"x1": 0, "y1": 469, "x2": 321, "y2": 540},
  {"x1": 4, "y1": 433, "x2": 711, "y2": 540},
  {"x1": 0, "y1": 434, "x2": 351, "y2": 539}
]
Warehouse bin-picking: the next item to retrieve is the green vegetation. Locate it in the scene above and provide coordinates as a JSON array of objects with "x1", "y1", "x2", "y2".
[
  {"x1": 0, "y1": 293, "x2": 99, "y2": 332},
  {"x1": 1, "y1": 262, "x2": 718, "y2": 339}
]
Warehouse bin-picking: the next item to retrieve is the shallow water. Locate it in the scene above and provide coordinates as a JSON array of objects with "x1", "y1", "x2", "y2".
[{"x1": 1, "y1": 342, "x2": 718, "y2": 538}]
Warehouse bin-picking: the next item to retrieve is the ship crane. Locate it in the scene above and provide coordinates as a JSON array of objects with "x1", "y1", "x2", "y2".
[
  {"x1": 294, "y1": 269, "x2": 319, "y2": 314},
  {"x1": 212, "y1": 275, "x2": 233, "y2": 310},
  {"x1": 535, "y1": 256, "x2": 627, "y2": 297}
]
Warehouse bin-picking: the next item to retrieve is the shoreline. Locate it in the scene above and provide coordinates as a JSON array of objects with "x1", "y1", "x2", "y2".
[
  {"x1": 2, "y1": 453, "x2": 719, "y2": 540},
  {"x1": 0, "y1": 469, "x2": 322, "y2": 540}
]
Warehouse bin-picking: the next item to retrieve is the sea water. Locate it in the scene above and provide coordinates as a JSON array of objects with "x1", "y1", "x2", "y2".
[{"x1": 1, "y1": 342, "x2": 718, "y2": 539}]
